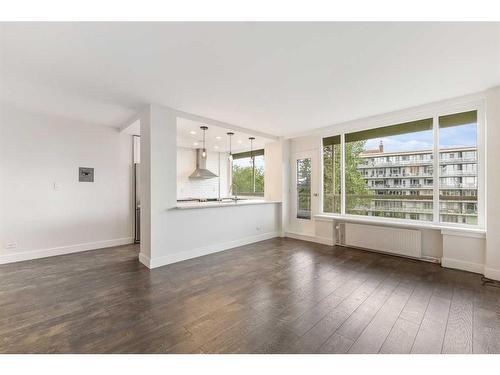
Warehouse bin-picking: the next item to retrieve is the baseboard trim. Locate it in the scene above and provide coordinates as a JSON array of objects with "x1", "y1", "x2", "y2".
[
  {"x1": 138, "y1": 252, "x2": 151, "y2": 268},
  {"x1": 285, "y1": 231, "x2": 334, "y2": 246},
  {"x1": 441, "y1": 257, "x2": 484, "y2": 274},
  {"x1": 484, "y1": 267, "x2": 500, "y2": 281},
  {"x1": 145, "y1": 231, "x2": 280, "y2": 269},
  {"x1": 0, "y1": 237, "x2": 135, "y2": 265}
]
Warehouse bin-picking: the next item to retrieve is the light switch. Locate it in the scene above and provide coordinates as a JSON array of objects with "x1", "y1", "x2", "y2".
[{"x1": 53, "y1": 182, "x2": 61, "y2": 191}]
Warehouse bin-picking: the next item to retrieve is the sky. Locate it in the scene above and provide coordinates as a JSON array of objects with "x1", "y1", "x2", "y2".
[
  {"x1": 233, "y1": 155, "x2": 265, "y2": 169},
  {"x1": 364, "y1": 123, "x2": 477, "y2": 153}
]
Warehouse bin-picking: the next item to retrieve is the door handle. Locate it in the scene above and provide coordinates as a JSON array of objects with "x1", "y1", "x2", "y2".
[{"x1": 313, "y1": 193, "x2": 319, "y2": 197}]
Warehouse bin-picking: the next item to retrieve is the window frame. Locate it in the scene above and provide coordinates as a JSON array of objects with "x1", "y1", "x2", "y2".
[
  {"x1": 319, "y1": 99, "x2": 485, "y2": 230},
  {"x1": 231, "y1": 149, "x2": 265, "y2": 197}
]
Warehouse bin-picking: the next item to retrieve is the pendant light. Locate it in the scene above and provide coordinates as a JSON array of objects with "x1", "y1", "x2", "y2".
[
  {"x1": 200, "y1": 125, "x2": 208, "y2": 159},
  {"x1": 227, "y1": 132, "x2": 234, "y2": 161},
  {"x1": 249, "y1": 137, "x2": 255, "y2": 159},
  {"x1": 249, "y1": 136, "x2": 256, "y2": 167}
]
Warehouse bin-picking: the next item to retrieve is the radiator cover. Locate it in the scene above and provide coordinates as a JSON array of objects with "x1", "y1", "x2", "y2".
[{"x1": 344, "y1": 223, "x2": 422, "y2": 259}]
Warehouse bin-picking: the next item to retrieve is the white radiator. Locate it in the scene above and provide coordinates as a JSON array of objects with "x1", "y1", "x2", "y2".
[{"x1": 343, "y1": 223, "x2": 422, "y2": 259}]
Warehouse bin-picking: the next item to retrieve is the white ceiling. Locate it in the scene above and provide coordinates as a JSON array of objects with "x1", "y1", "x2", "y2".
[
  {"x1": 177, "y1": 117, "x2": 272, "y2": 153},
  {"x1": 1, "y1": 22, "x2": 499, "y2": 136},
  {"x1": 122, "y1": 115, "x2": 273, "y2": 152}
]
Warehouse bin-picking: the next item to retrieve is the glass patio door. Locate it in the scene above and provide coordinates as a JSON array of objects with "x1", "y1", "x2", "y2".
[
  {"x1": 290, "y1": 150, "x2": 318, "y2": 236},
  {"x1": 296, "y1": 157, "x2": 312, "y2": 219}
]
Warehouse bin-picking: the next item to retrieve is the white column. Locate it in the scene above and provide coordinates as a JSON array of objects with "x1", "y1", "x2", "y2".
[
  {"x1": 138, "y1": 106, "x2": 151, "y2": 263},
  {"x1": 485, "y1": 85, "x2": 500, "y2": 280},
  {"x1": 281, "y1": 138, "x2": 290, "y2": 237},
  {"x1": 139, "y1": 104, "x2": 177, "y2": 267},
  {"x1": 264, "y1": 137, "x2": 289, "y2": 237},
  {"x1": 264, "y1": 140, "x2": 283, "y2": 202}
]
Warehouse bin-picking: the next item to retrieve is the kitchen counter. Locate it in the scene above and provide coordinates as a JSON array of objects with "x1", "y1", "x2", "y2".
[{"x1": 174, "y1": 199, "x2": 281, "y2": 210}]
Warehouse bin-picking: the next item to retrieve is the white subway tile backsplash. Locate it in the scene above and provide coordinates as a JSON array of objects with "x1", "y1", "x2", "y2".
[{"x1": 177, "y1": 147, "x2": 229, "y2": 199}]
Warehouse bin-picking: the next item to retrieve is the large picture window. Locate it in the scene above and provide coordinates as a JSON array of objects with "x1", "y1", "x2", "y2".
[
  {"x1": 322, "y1": 109, "x2": 481, "y2": 228},
  {"x1": 439, "y1": 111, "x2": 478, "y2": 225},
  {"x1": 232, "y1": 149, "x2": 264, "y2": 196},
  {"x1": 344, "y1": 118, "x2": 434, "y2": 222}
]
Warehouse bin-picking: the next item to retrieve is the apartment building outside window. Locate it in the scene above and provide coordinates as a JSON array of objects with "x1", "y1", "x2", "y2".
[
  {"x1": 439, "y1": 111, "x2": 478, "y2": 225},
  {"x1": 344, "y1": 117, "x2": 434, "y2": 222},
  {"x1": 322, "y1": 109, "x2": 481, "y2": 228}
]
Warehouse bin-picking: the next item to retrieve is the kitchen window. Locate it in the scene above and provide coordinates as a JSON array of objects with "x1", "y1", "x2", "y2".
[{"x1": 231, "y1": 149, "x2": 265, "y2": 197}]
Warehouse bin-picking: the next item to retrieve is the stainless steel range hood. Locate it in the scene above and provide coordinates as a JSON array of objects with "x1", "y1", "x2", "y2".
[{"x1": 189, "y1": 149, "x2": 218, "y2": 179}]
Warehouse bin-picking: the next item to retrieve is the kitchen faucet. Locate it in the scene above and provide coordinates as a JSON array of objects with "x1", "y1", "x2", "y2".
[{"x1": 229, "y1": 181, "x2": 239, "y2": 202}]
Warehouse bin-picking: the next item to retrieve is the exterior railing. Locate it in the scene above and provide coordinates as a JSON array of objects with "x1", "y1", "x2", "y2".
[
  {"x1": 350, "y1": 206, "x2": 433, "y2": 214},
  {"x1": 363, "y1": 173, "x2": 433, "y2": 179},
  {"x1": 359, "y1": 156, "x2": 476, "y2": 168},
  {"x1": 439, "y1": 170, "x2": 476, "y2": 177},
  {"x1": 439, "y1": 157, "x2": 476, "y2": 164},
  {"x1": 373, "y1": 206, "x2": 433, "y2": 213},
  {"x1": 367, "y1": 184, "x2": 433, "y2": 189},
  {"x1": 440, "y1": 208, "x2": 477, "y2": 215},
  {"x1": 358, "y1": 159, "x2": 433, "y2": 168},
  {"x1": 439, "y1": 183, "x2": 477, "y2": 189}
]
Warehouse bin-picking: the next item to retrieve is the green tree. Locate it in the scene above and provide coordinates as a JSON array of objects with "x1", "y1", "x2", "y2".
[
  {"x1": 297, "y1": 158, "x2": 312, "y2": 218},
  {"x1": 232, "y1": 158, "x2": 264, "y2": 196},
  {"x1": 345, "y1": 141, "x2": 371, "y2": 213},
  {"x1": 323, "y1": 140, "x2": 368, "y2": 213},
  {"x1": 323, "y1": 144, "x2": 341, "y2": 213}
]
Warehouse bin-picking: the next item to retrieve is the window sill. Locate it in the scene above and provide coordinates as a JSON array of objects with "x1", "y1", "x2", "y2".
[{"x1": 314, "y1": 213, "x2": 485, "y2": 237}]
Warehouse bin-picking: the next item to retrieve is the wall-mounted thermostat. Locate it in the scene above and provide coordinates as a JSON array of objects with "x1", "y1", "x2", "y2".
[{"x1": 79, "y1": 167, "x2": 94, "y2": 182}]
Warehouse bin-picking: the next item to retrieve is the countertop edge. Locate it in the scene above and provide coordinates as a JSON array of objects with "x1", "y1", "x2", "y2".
[{"x1": 171, "y1": 200, "x2": 282, "y2": 210}]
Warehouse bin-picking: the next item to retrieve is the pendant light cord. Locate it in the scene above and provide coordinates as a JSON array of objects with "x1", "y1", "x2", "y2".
[
  {"x1": 200, "y1": 125, "x2": 208, "y2": 158},
  {"x1": 249, "y1": 137, "x2": 256, "y2": 193},
  {"x1": 227, "y1": 132, "x2": 234, "y2": 156}
]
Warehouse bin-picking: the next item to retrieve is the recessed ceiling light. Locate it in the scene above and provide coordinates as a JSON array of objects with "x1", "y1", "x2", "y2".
[
  {"x1": 189, "y1": 130, "x2": 197, "y2": 135},
  {"x1": 215, "y1": 136, "x2": 222, "y2": 140},
  {"x1": 193, "y1": 142, "x2": 199, "y2": 146},
  {"x1": 237, "y1": 140, "x2": 243, "y2": 144}
]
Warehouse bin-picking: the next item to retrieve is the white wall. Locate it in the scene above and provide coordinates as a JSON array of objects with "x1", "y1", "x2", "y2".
[
  {"x1": 145, "y1": 203, "x2": 281, "y2": 267},
  {"x1": 177, "y1": 147, "x2": 229, "y2": 199},
  {"x1": 0, "y1": 104, "x2": 134, "y2": 263},
  {"x1": 139, "y1": 105, "x2": 282, "y2": 268},
  {"x1": 264, "y1": 141, "x2": 284, "y2": 202},
  {"x1": 265, "y1": 138, "x2": 290, "y2": 237},
  {"x1": 442, "y1": 230, "x2": 485, "y2": 274}
]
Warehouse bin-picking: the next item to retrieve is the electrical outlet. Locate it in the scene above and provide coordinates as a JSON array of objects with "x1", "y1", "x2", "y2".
[
  {"x1": 5, "y1": 242, "x2": 17, "y2": 250},
  {"x1": 256, "y1": 226, "x2": 262, "y2": 232}
]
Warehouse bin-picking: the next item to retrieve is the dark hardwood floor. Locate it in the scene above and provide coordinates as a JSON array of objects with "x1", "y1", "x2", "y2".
[{"x1": 1, "y1": 238, "x2": 499, "y2": 354}]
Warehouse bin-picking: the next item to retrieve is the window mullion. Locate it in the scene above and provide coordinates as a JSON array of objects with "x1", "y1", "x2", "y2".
[
  {"x1": 432, "y1": 115, "x2": 440, "y2": 224},
  {"x1": 477, "y1": 105, "x2": 485, "y2": 229},
  {"x1": 341, "y1": 133, "x2": 346, "y2": 215}
]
